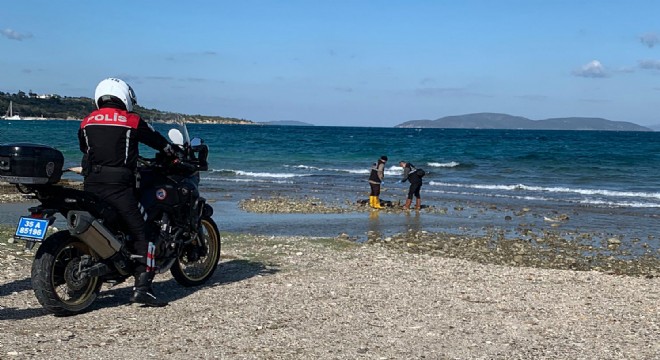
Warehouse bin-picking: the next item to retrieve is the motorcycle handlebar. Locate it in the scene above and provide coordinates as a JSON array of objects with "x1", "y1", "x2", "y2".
[
  {"x1": 170, "y1": 157, "x2": 197, "y2": 173},
  {"x1": 138, "y1": 153, "x2": 198, "y2": 173}
]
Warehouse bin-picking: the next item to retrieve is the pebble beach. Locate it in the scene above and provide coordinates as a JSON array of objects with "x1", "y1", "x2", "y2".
[{"x1": 0, "y1": 183, "x2": 659, "y2": 359}]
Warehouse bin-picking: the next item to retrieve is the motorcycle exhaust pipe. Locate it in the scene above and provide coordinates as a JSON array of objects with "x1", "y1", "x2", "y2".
[{"x1": 67, "y1": 210, "x2": 123, "y2": 259}]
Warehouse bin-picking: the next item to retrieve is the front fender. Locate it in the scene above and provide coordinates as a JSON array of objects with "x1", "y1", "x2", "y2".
[{"x1": 202, "y1": 201, "x2": 213, "y2": 218}]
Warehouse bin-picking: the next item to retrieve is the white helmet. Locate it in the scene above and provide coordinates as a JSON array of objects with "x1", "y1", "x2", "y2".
[{"x1": 94, "y1": 78, "x2": 137, "y2": 111}]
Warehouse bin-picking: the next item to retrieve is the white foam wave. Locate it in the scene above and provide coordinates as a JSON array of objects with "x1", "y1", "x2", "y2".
[
  {"x1": 425, "y1": 189, "x2": 551, "y2": 202},
  {"x1": 335, "y1": 168, "x2": 371, "y2": 174},
  {"x1": 212, "y1": 168, "x2": 305, "y2": 179},
  {"x1": 428, "y1": 182, "x2": 660, "y2": 200},
  {"x1": 426, "y1": 188, "x2": 660, "y2": 208},
  {"x1": 287, "y1": 164, "x2": 399, "y2": 175},
  {"x1": 383, "y1": 165, "x2": 404, "y2": 176},
  {"x1": 427, "y1": 161, "x2": 460, "y2": 168},
  {"x1": 201, "y1": 176, "x2": 294, "y2": 184},
  {"x1": 223, "y1": 178, "x2": 294, "y2": 184},
  {"x1": 578, "y1": 199, "x2": 660, "y2": 208},
  {"x1": 235, "y1": 170, "x2": 303, "y2": 179},
  {"x1": 286, "y1": 165, "x2": 324, "y2": 171},
  {"x1": 331, "y1": 166, "x2": 399, "y2": 175},
  {"x1": 325, "y1": 167, "x2": 398, "y2": 175},
  {"x1": 284, "y1": 164, "x2": 371, "y2": 174}
]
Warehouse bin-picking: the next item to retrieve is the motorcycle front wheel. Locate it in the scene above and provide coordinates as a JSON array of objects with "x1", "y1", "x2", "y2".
[
  {"x1": 31, "y1": 230, "x2": 102, "y2": 316},
  {"x1": 171, "y1": 216, "x2": 221, "y2": 287}
]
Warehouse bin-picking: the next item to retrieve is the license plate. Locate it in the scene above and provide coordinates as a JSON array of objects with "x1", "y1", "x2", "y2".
[{"x1": 14, "y1": 217, "x2": 50, "y2": 241}]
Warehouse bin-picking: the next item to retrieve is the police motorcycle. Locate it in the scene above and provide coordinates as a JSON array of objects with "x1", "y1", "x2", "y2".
[{"x1": 0, "y1": 119, "x2": 220, "y2": 316}]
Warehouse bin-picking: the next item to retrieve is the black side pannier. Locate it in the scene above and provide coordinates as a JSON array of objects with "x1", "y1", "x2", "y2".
[{"x1": 0, "y1": 143, "x2": 64, "y2": 184}]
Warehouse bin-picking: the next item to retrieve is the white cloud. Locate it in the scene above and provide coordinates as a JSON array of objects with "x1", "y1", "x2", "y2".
[
  {"x1": 1, "y1": 28, "x2": 33, "y2": 41},
  {"x1": 572, "y1": 60, "x2": 609, "y2": 78}
]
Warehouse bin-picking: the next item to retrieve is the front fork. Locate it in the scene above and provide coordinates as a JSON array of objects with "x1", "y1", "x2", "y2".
[{"x1": 192, "y1": 198, "x2": 209, "y2": 258}]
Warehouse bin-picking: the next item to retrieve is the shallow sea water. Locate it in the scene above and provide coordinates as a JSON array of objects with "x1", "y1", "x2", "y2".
[{"x1": 1, "y1": 121, "x2": 658, "y2": 258}]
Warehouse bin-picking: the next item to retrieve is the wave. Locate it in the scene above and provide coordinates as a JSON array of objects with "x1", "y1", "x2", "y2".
[
  {"x1": 286, "y1": 164, "x2": 398, "y2": 175},
  {"x1": 201, "y1": 176, "x2": 294, "y2": 184},
  {"x1": 578, "y1": 199, "x2": 660, "y2": 208},
  {"x1": 425, "y1": 188, "x2": 549, "y2": 202},
  {"x1": 427, "y1": 161, "x2": 461, "y2": 168},
  {"x1": 425, "y1": 188, "x2": 660, "y2": 208},
  {"x1": 210, "y1": 169, "x2": 306, "y2": 179},
  {"x1": 286, "y1": 165, "x2": 324, "y2": 171},
  {"x1": 336, "y1": 168, "x2": 371, "y2": 175},
  {"x1": 214, "y1": 163, "x2": 453, "y2": 178},
  {"x1": 328, "y1": 167, "x2": 400, "y2": 176},
  {"x1": 428, "y1": 181, "x2": 660, "y2": 200},
  {"x1": 235, "y1": 170, "x2": 305, "y2": 179}
]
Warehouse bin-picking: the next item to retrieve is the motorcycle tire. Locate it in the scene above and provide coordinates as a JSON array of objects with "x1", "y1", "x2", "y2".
[
  {"x1": 31, "y1": 230, "x2": 103, "y2": 316},
  {"x1": 171, "y1": 215, "x2": 221, "y2": 287}
]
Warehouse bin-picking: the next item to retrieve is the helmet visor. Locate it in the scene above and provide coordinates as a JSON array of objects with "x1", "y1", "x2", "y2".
[{"x1": 128, "y1": 85, "x2": 137, "y2": 106}]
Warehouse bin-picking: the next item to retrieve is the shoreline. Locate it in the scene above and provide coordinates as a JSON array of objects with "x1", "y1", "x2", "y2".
[
  {"x1": 1, "y1": 183, "x2": 658, "y2": 277},
  {"x1": 234, "y1": 197, "x2": 660, "y2": 277}
]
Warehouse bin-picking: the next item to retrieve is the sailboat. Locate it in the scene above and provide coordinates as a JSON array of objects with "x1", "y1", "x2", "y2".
[{"x1": 3, "y1": 101, "x2": 22, "y2": 120}]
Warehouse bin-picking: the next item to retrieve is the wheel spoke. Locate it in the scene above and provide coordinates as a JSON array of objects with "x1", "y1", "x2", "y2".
[
  {"x1": 189, "y1": 225, "x2": 213, "y2": 271},
  {"x1": 173, "y1": 218, "x2": 220, "y2": 284},
  {"x1": 51, "y1": 243, "x2": 99, "y2": 306}
]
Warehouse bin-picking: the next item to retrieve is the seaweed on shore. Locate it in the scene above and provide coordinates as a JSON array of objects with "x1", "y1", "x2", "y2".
[
  {"x1": 239, "y1": 196, "x2": 349, "y2": 214},
  {"x1": 364, "y1": 229, "x2": 660, "y2": 278}
]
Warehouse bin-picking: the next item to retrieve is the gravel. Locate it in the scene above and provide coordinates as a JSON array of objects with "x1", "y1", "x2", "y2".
[{"x1": 1, "y1": 232, "x2": 659, "y2": 359}]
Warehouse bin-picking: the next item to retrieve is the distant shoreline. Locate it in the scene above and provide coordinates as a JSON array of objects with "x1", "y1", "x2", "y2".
[
  {"x1": 4, "y1": 117, "x2": 656, "y2": 130},
  {"x1": 1, "y1": 117, "x2": 258, "y2": 125}
]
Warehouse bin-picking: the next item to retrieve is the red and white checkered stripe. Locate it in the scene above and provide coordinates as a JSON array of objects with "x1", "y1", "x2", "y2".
[{"x1": 146, "y1": 242, "x2": 156, "y2": 272}]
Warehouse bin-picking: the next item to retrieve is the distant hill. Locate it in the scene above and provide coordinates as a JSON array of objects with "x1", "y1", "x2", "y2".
[
  {"x1": 259, "y1": 120, "x2": 314, "y2": 126},
  {"x1": 0, "y1": 92, "x2": 253, "y2": 124},
  {"x1": 395, "y1": 113, "x2": 652, "y2": 131},
  {"x1": 649, "y1": 123, "x2": 660, "y2": 131}
]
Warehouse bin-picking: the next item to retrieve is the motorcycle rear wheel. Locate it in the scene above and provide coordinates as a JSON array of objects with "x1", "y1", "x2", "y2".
[
  {"x1": 31, "y1": 230, "x2": 102, "y2": 316},
  {"x1": 171, "y1": 216, "x2": 221, "y2": 287}
]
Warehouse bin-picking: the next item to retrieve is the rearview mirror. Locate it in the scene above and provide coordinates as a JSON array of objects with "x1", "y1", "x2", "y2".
[{"x1": 190, "y1": 137, "x2": 203, "y2": 148}]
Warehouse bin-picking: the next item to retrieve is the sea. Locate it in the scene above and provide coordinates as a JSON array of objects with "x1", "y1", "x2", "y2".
[{"x1": 1, "y1": 120, "x2": 658, "y2": 251}]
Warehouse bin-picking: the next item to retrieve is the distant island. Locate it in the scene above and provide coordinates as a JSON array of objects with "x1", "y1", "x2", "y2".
[{"x1": 395, "y1": 113, "x2": 653, "y2": 131}]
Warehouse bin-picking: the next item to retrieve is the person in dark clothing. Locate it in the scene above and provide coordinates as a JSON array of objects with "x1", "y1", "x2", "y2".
[
  {"x1": 399, "y1": 161, "x2": 423, "y2": 210},
  {"x1": 367, "y1": 155, "x2": 387, "y2": 209},
  {"x1": 78, "y1": 78, "x2": 178, "y2": 307}
]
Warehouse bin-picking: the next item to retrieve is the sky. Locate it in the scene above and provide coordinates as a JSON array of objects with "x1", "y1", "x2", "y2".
[{"x1": 2, "y1": 1, "x2": 660, "y2": 127}]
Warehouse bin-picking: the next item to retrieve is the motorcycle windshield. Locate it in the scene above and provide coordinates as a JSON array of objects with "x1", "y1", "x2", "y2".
[{"x1": 149, "y1": 117, "x2": 190, "y2": 147}]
